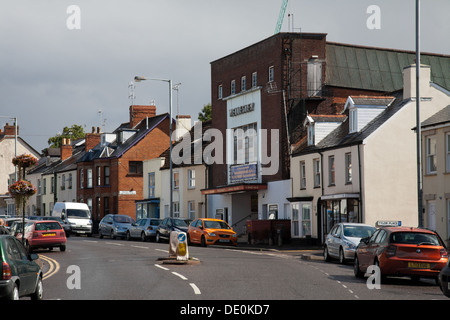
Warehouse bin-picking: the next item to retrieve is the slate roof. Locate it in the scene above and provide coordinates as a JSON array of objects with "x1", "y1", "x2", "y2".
[
  {"x1": 292, "y1": 91, "x2": 407, "y2": 156},
  {"x1": 421, "y1": 105, "x2": 450, "y2": 128}
]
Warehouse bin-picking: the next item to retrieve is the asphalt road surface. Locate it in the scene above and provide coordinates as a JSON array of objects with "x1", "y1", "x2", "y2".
[{"x1": 35, "y1": 236, "x2": 447, "y2": 302}]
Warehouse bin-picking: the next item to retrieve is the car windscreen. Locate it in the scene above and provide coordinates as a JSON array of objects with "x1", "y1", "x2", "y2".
[
  {"x1": 390, "y1": 232, "x2": 441, "y2": 246},
  {"x1": 67, "y1": 209, "x2": 90, "y2": 219},
  {"x1": 173, "y1": 219, "x2": 189, "y2": 227},
  {"x1": 35, "y1": 222, "x2": 62, "y2": 231},
  {"x1": 150, "y1": 219, "x2": 161, "y2": 226},
  {"x1": 113, "y1": 215, "x2": 134, "y2": 224},
  {"x1": 343, "y1": 225, "x2": 376, "y2": 238},
  {"x1": 204, "y1": 220, "x2": 231, "y2": 230}
]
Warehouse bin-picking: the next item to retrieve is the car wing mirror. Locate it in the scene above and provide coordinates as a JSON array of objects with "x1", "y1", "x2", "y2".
[{"x1": 29, "y1": 253, "x2": 39, "y2": 261}]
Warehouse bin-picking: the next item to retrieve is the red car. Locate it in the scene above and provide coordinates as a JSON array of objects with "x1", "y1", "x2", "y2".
[
  {"x1": 354, "y1": 227, "x2": 448, "y2": 282},
  {"x1": 24, "y1": 221, "x2": 67, "y2": 252}
]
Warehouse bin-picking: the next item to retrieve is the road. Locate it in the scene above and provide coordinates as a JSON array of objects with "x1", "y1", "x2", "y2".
[{"x1": 34, "y1": 236, "x2": 446, "y2": 302}]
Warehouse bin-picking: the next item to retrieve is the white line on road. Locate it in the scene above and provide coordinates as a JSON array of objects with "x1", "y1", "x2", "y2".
[
  {"x1": 105, "y1": 242, "x2": 124, "y2": 246},
  {"x1": 131, "y1": 245, "x2": 149, "y2": 249},
  {"x1": 154, "y1": 264, "x2": 170, "y2": 271},
  {"x1": 172, "y1": 272, "x2": 188, "y2": 280},
  {"x1": 83, "y1": 240, "x2": 98, "y2": 243},
  {"x1": 155, "y1": 248, "x2": 169, "y2": 253},
  {"x1": 190, "y1": 283, "x2": 201, "y2": 295}
]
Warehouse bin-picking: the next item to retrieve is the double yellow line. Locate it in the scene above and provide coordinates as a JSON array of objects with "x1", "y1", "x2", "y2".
[{"x1": 39, "y1": 255, "x2": 60, "y2": 280}]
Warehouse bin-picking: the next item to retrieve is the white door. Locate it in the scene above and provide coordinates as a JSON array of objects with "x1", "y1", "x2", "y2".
[{"x1": 427, "y1": 201, "x2": 436, "y2": 231}]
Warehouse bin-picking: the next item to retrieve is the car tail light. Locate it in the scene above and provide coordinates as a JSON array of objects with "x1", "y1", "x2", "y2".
[
  {"x1": 440, "y1": 248, "x2": 448, "y2": 258},
  {"x1": 147, "y1": 227, "x2": 153, "y2": 231},
  {"x1": 386, "y1": 245, "x2": 397, "y2": 258},
  {"x1": 60, "y1": 231, "x2": 66, "y2": 237},
  {"x1": 2, "y1": 261, "x2": 11, "y2": 280}
]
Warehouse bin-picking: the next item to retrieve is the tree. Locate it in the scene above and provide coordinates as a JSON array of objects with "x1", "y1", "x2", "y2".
[
  {"x1": 198, "y1": 103, "x2": 212, "y2": 122},
  {"x1": 47, "y1": 124, "x2": 86, "y2": 148}
]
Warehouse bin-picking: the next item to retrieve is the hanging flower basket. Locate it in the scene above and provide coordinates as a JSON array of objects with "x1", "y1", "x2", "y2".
[
  {"x1": 8, "y1": 180, "x2": 37, "y2": 198},
  {"x1": 12, "y1": 154, "x2": 38, "y2": 168}
]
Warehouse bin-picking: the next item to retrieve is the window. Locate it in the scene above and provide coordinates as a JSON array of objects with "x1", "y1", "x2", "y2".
[
  {"x1": 79, "y1": 169, "x2": 83, "y2": 189},
  {"x1": 252, "y1": 72, "x2": 257, "y2": 88},
  {"x1": 148, "y1": 172, "x2": 155, "y2": 198},
  {"x1": 188, "y1": 201, "x2": 195, "y2": 219},
  {"x1": 61, "y1": 174, "x2": 66, "y2": 190},
  {"x1": 328, "y1": 156, "x2": 335, "y2": 186},
  {"x1": 173, "y1": 172, "x2": 179, "y2": 189},
  {"x1": 43, "y1": 178, "x2": 47, "y2": 194},
  {"x1": 129, "y1": 161, "x2": 143, "y2": 175},
  {"x1": 233, "y1": 123, "x2": 257, "y2": 164},
  {"x1": 96, "y1": 197, "x2": 101, "y2": 220},
  {"x1": 231, "y1": 80, "x2": 236, "y2": 95},
  {"x1": 51, "y1": 176, "x2": 55, "y2": 194},
  {"x1": 68, "y1": 173, "x2": 72, "y2": 189},
  {"x1": 38, "y1": 179, "x2": 42, "y2": 195},
  {"x1": 104, "y1": 166, "x2": 110, "y2": 185},
  {"x1": 268, "y1": 66, "x2": 274, "y2": 82},
  {"x1": 97, "y1": 166, "x2": 101, "y2": 186},
  {"x1": 241, "y1": 76, "x2": 246, "y2": 91},
  {"x1": 313, "y1": 158, "x2": 321, "y2": 188},
  {"x1": 218, "y1": 85, "x2": 223, "y2": 99},
  {"x1": 300, "y1": 161, "x2": 306, "y2": 189},
  {"x1": 426, "y1": 136, "x2": 437, "y2": 174},
  {"x1": 446, "y1": 133, "x2": 450, "y2": 172},
  {"x1": 104, "y1": 197, "x2": 110, "y2": 215},
  {"x1": 87, "y1": 168, "x2": 93, "y2": 188},
  {"x1": 307, "y1": 124, "x2": 315, "y2": 146},
  {"x1": 345, "y1": 152, "x2": 352, "y2": 184},
  {"x1": 350, "y1": 109, "x2": 358, "y2": 133},
  {"x1": 173, "y1": 201, "x2": 180, "y2": 217},
  {"x1": 188, "y1": 169, "x2": 195, "y2": 189}
]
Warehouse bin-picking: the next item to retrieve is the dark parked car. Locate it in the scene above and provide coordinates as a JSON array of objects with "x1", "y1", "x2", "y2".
[
  {"x1": 39, "y1": 216, "x2": 72, "y2": 237},
  {"x1": 98, "y1": 214, "x2": 135, "y2": 239},
  {"x1": 0, "y1": 235, "x2": 43, "y2": 300},
  {"x1": 439, "y1": 260, "x2": 450, "y2": 298},
  {"x1": 126, "y1": 218, "x2": 161, "y2": 241},
  {"x1": 156, "y1": 217, "x2": 191, "y2": 243}
]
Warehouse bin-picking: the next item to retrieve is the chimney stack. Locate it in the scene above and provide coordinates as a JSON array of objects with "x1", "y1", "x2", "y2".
[
  {"x1": 130, "y1": 105, "x2": 156, "y2": 128},
  {"x1": 61, "y1": 138, "x2": 72, "y2": 161},
  {"x1": 3, "y1": 123, "x2": 18, "y2": 136}
]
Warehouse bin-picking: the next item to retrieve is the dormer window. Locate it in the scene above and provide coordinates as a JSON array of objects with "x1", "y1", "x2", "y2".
[
  {"x1": 307, "y1": 123, "x2": 315, "y2": 146},
  {"x1": 349, "y1": 108, "x2": 358, "y2": 133}
]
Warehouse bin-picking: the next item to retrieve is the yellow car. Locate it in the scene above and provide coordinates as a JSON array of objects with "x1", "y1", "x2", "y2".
[{"x1": 187, "y1": 218, "x2": 237, "y2": 247}]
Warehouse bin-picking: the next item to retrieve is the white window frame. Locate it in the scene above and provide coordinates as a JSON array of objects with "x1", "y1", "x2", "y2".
[
  {"x1": 313, "y1": 158, "x2": 321, "y2": 188},
  {"x1": 268, "y1": 66, "x2": 274, "y2": 82},
  {"x1": 252, "y1": 72, "x2": 257, "y2": 88},
  {"x1": 446, "y1": 133, "x2": 450, "y2": 173},
  {"x1": 345, "y1": 152, "x2": 352, "y2": 184},
  {"x1": 241, "y1": 76, "x2": 246, "y2": 92},
  {"x1": 349, "y1": 108, "x2": 358, "y2": 133},
  {"x1": 148, "y1": 172, "x2": 155, "y2": 198},
  {"x1": 300, "y1": 161, "x2": 306, "y2": 189},
  {"x1": 87, "y1": 168, "x2": 93, "y2": 188},
  {"x1": 307, "y1": 124, "x2": 315, "y2": 146},
  {"x1": 173, "y1": 201, "x2": 180, "y2": 217},
  {"x1": 188, "y1": 169, "x2": 195, "y2": 189},
  {"x1": 328, "y1": 155, "x2": 335, "y2": 186},
  {"x1": 231, "y1": 80, "x2": 236, "y2": 95},
  {"x1": 218, "y1": 85, "x2": 223, "y2": 100},
  {"x1": 426, "y1": 136, "x2": 437, "y2": 174},
  {"x1": 188, "y1": 201, "x2": 195, "y2": 220},
  {"x1": 173, "y1": 171, "x2": 179, "y2": 190}
]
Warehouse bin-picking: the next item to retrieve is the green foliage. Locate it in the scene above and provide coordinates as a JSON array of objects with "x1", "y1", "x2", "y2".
[
  {"x1": 198, "y1": 103, "x2": 212, "y2": 122},
  {"x1": 47, "y1": 124, "x2": 85, "y2": 148}
]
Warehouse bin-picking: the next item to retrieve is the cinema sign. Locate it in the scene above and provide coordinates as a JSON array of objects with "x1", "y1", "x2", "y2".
[{"x1": 229, "y1": 103, "x2": 255, "y2": 117}]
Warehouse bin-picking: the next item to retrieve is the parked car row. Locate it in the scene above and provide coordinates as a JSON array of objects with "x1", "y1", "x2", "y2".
[
  {"x1": 323, "y1": 222, "x2": 450, "y2": 298},
  {"x1": 98, "y1": 215, "x2": 238, "y2": 247}
]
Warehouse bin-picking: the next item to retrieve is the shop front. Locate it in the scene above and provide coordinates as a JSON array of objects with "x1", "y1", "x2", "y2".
[{"x1": 135, "y1": 199, "x2": 160, "y2": 220}]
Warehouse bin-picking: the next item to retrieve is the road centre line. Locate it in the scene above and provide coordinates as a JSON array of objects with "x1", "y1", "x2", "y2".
[
  {"x1": 190, "y1": 283, "x2": 201, "y2": 295},
  {"x1": 155, "y1": 248, "x2": 169, "y2": 253},
  {"x1": 131, "y1": 245, "x2": 149, "y2": 249},
  {"x1": 172, "y1": 272, "x2": 188, "y2": 280},
  {"x1": 105, "y1": 242, "x2": 124, "y2": 246},
  {"x1": 154, "y1": 264, "x2": 170, "y2": 271}
]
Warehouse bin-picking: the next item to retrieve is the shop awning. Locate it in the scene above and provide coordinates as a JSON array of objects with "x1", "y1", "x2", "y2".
[
  {"x1": 201, "y1": 183, "x2": 267, "y2": 195},
  {"x1": 320, "y1": 193, "x2": 360, "y2": 200}
]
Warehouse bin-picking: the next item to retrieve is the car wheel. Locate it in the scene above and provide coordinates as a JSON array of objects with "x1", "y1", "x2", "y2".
[
  {"x1": 141, "y1": 232, "x2": 146, "y2": 242},
  {"x1": 339, "y1": 247, "x2": 346, "y2": 264},
  {"x1": 156, "y1": 232, "x2": 161, "y2": 243},
  {"x1": 99, "y1": 229, "x2": 103, "y2": 239},
  {"x1": 30, "y1": 277, "x2": 43, "y2": 300},
  {"x1": 354, "y1": 255, "x2": 364, "y2": 278},
  {"x1": 8, "y1": 282, "x2": 19, "y2": 300},
  {"x1": 201, "y1": 235, "x2": 207, "y2": 247},
  {"x1": 60, "y1": 245, "x2": 66, "y2": 252},
  {"x1": 126, "y1": 231, "x2": 131, "y2": 241},
  {"x1": 323, "y1": 245, "x2": 331, "y2": 262},
  {"x1": 187, "y1": 234, "x2": 191, "y2": 246},
  {"x1": 111, "y1": 230, "x2": 116, "y2": 240}
]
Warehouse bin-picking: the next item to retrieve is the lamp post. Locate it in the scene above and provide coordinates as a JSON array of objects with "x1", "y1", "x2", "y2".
[{"x1": 134, "y1": 76, "x2": 173, "y2": 217}]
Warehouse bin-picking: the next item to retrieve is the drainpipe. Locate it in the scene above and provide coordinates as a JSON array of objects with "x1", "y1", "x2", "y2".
[
  {"x1": 357, "y1": 143, "x2": 363, "y2": 223},
  {"x1": 318, "y1": 150, "x2": 324, "y2": 243}
]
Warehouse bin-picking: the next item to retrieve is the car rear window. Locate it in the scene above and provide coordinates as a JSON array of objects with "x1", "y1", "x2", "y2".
[
  {"x1": 390, "y1": 232, "x2": 441, "y2": 246},
  {"x1": 150, "y1": 220, "x2": 161, "y2": 226},
  {"x1": 35, "y1": 222, "x2": 62, "y2": 231}
]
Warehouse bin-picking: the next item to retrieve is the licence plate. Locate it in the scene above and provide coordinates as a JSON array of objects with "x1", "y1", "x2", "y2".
[
  {"x1": 218, "y1": 239, "x2": 230, "y2": 243},
  {"x1": 408, "y1": 262, "x2": 430, "y2": 269},
  {"x1": 43, "y1": 233, "x2": 56, "y2": 237}
]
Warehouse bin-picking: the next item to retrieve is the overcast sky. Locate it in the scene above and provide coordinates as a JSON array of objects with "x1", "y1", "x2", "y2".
[{"x1": 0, "y1": 0, "x2": 449, "y2": 152}]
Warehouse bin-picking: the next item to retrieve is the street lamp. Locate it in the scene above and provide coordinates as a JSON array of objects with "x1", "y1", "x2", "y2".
[{"x1": 133, "y1": 76, "x2": 174, "y2": 217}]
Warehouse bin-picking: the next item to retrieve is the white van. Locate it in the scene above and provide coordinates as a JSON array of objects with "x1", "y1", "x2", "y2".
[{"x1": 52, "y1": 202, "x2": 92, "y2": 236}]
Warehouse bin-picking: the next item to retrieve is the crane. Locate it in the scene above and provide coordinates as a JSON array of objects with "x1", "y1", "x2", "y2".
[{"x1": 274, "y1": 0, "x2": 289, "y2": 34}]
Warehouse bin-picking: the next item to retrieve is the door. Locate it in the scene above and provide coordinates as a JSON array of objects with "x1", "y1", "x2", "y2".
[
  {"x1": 358, "y1": 229, "x2": 380, "y2": 269},
  {"x1": 427, "y1": 201, "x2": 436, "y2": 231}
]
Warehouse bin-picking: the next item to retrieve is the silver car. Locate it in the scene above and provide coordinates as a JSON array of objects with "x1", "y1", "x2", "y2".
[
  {"x1": 126, "y1": 218, "x2": 161, "y2": 241},
  {"x1": 323, "y1": 223, "x2": 376, "y2": 264}
]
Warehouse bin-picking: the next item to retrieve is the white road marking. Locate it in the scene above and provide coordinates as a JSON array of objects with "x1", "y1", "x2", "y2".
[
  {"x1": 172, "y1": 272, "x2": 188, "y2": 280},
  {"x1": 154, "y1": 264, "x2": 170, "y2": 271},
  {"x1": 190, "y1": 283, "x2": 201, "y2": 295},
  {"x1": 131, "y1": 245, "x2": 149, "y2": 249}
]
